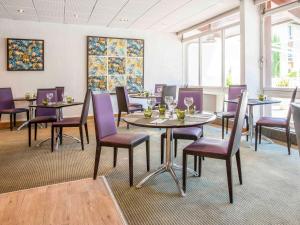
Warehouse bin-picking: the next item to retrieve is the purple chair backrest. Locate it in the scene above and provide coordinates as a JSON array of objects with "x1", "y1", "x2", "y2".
[
  {"x1": 227, "y1": 85, "x2": 247, "y2": 112},
  {"x1": 287, "y1": 87, "x2": 297, "y2": 124},
  {"x1": 56, "y1": 87, "x2": 64, "y2": 102},
  {"x1": 155, "y1": 84, "x2": 166, "y2": 103},
  {"x1": 92, "y1": 93, "x2": 117, "y2": 140},
  {"x1": 80, "y1": 89, "x2": 91, "y2": 125},
  {"x1": 36, "y1": 89, "x2": 57, "y2": 117},
  {"x1": 116, "y1": 86, "x2": 129, "y2": 112},
  {"x1": 0, "y1": 88, "x2": 15, "y2": 110},
  {"x1": 177, "y1": 88, "x2": 203, "y2": 112},
  {"x1": 227, "y1": 91, "x2": 248, "y2": 156}
]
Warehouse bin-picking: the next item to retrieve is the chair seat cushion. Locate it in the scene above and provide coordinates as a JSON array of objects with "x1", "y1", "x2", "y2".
[
  {"x1": 100, "y1": 133, "x2": 149, "y2": 147},
  {"x1": 129, "y1": 104, "x2": 143, "y2": 112},
  {"x1": 218, "y1": 111, "x2": 236, "y2": 118},
  {"x1": 30, "y1": 115, "x2": 57, "y2": 123},
  {"x1": 162, "y1": 127, "x2": 203, "y2": 140},
  {"x1": 256, "y1": 117, "x2": 287, "y2": 127},
  {"x1": 52, "y1": 117, "x2": 81, "y2": 126},
  {"x1": 184, "y1": 137, "x2": 228, "y2": 156},
  {"x1": 0, "y1": 108, "x2": 28, "y2": 114}
]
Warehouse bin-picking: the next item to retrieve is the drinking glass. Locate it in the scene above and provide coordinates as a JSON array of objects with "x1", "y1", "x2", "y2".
[
  {"x1": 184, "y1": 97, "x2": 194, "y2": 114},
  {"x1": 46, "y1": 93, "x2": 54, "y2": 104},
  {"x1": 164, "y1": 96, "x2": 174, "y2": 110},
  {"x1": 147, "y1": 98, "x2": 156, "y2": 109}
]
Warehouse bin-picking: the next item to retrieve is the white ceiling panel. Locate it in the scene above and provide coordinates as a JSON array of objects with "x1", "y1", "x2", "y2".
[
  {"x1": 1, "y1": 0, "x2": 33, "y2": 8},
  {"x1": 34, "y1": 0, "x2": 64, "y2": 18}
]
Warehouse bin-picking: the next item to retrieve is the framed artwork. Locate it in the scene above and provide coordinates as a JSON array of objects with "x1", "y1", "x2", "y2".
[
  {"x1": 87, "y1": 36, "x2": 144, "y2": 93},
  {"x1": 7, "y1": 38, "x2": 44, "y2": 71}
]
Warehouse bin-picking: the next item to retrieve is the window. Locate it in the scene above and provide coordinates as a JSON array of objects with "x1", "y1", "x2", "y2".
[
  {"x1": 187, "y1": 42, "x2": 199, "y2": 86},
  {"x1": 201, "y1": 32, "x2": 222, "y2": 87},
  {"x1": 225, "y1": 26, "x2": 240, "y2": 86}
]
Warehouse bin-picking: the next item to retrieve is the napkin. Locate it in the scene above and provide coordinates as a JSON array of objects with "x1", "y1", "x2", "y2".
[{"x1": 150, "y1": 119, "x2": 167, "y2": 124}]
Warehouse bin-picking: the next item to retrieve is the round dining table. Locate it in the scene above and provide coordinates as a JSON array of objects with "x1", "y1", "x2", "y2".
[
  {"x1": 124, "y1": 111, "x2": 216, "y2": 196},
  {"x1": 129, "y1": 93, "x2": 160, "y2": 99}
]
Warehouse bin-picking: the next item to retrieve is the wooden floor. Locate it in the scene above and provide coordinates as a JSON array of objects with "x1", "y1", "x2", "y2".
[{"x1": 0, "y1": 177, "x2": 127, "y2": 225}]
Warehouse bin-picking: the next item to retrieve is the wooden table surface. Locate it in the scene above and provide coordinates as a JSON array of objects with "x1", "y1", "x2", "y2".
[{"x1": 0, "y1": 177, "x2": 127, "y2": 225}]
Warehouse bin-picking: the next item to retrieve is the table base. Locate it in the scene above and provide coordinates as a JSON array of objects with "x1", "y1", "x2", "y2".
[{"x1": 36, "y1": 134, "x2": 81, "y2": 149}]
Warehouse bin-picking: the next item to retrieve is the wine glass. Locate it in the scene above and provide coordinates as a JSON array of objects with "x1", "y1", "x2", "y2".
[
  {"x1": 46, "y1": 93, "x2": 54, "y2": 104},
  {"x1": 184, "y1": 97, "x2": 194, "y2": 114},
  {"x1": 164, "y1": 96, "x2": 173, "y2": 110},
  {"x1": 147, "y1": 98, "x2": 156, "y2": 109}
]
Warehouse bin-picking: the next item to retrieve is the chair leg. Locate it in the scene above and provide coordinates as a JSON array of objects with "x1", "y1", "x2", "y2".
[
  {"x1": 160, "y1": 135, "x2": 164, "y2": 164},
  {"x1": 259, "y1": 125, "x2": 262, "y2": 144},
  {"x1": 93, "y1": 145, "x2": 102, "y2": 179},
  {"x1": 127, "y1": 123, "x2": 129, "y2": 129},
  {"x1": 255, "y1": 125, "x2": 258, "y2": 151},
  {"x1": 84, "y1": 123, "x2": 89, "y2": 144},
  {"x1": 146, "y1": 140, "x2": 150, "y2": 172},
  {"x1": 174, "y1": 138, "x2": 178, "y2": 158},
  {"x1": 226, "y1": 159, "x2": 233, "y2": 203},
  {"x1": 117, "y1": 111, "x2": 121, "y2": 127},
  {"x1": 226, "y1": 118, "x2": 229, "y2": 134},
  {"x1": 0, "y1": 113, "x2": 2, "y2": 121},
  {"x1": 79, "y1": 126, "x2": 84, "y2": 150},
  {"x1": 236, "y1": 150, "x2": 242, "y2": 185},
  {"x1": 113, "y1": 147, "x2": 118, "y2": 167},
  {"x1": 194, "y1": 156, "x2": 197, "y2": 172},
  {"x1": 60, "y1": 127, "x2": 63, "y2": 145},
  {"x1": 222, "y1": 117, "x2": 225, "y2": 139},
  {"x1": 245, "y1": 117, "x2": 249, "y2": 141},
  {"x1": 9, "y1": 114, "x2": 13, "y2": 131},
  {"x1": 28, "y1": 123, "x2": 31, "y2": 147},
  {"x1": 198, "y1": 156, "x2": 202, "y2": 177},
  {"x1": 34, "y1": 123, "x2": 37, "y2": 140},
  {"x1": 286, "y1": 127, "x2": 291, "y2": 155},
  {"x1": 51, "y1": 126, "x2": 55, "y2": 152},
  {"x1": 182, "y1": 152, "x2": 187, "y2": 193},
  {"x1": 129, "y1": 147, "x2": 133, "y2": 186},
  {"x1": 13, "y1": 113, "x2": 16, "y2": 127},
  {"x1": 26, "y1": 111, "x2": 29, "y2": 121}
]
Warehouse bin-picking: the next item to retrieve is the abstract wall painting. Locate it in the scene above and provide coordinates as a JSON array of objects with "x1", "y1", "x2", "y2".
[
  {"x1": 7, "y1": 38, "x2": 44, "y2": 71},
  {"x1": 87, "y1": 36, "x2": 144, "y2": 93}
]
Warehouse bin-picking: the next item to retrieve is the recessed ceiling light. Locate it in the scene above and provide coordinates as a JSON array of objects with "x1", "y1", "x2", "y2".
[
  {"x1": 119, "y1": 18, "x2": 128, "y2": 22},
  {"x1": 74, "y1": 14, "x2": 79, "y2": 18},
  {"x1": 17, "y1": 9, "x2": 24, "y2": 13}
]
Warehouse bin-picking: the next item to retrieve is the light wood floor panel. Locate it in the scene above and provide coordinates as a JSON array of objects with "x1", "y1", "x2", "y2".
[{"x1": 0, "y1": 177, "x2": 127, "y2": 225}]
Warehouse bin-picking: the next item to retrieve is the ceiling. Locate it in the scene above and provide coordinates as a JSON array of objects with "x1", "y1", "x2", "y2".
[{"x1": 0, "y1": 0, "x2": 239, "y2": 32}]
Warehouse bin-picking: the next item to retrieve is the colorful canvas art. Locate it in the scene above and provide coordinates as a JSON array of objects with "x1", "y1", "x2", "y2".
[
  {"x1": 7, "y1": 38, "x2": 44, "y2": 71},
  {"x1": 87, "y1": 36, "x2": 144, "y2": 93}
]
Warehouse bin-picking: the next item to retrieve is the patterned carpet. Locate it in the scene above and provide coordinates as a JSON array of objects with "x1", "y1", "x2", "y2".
[{"x1": 0, "y1": 122, "x2": 300, "y2": 225}]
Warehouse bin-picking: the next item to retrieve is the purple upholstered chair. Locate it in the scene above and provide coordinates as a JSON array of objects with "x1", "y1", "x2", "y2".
[
  {"x1": 154, "y1": 84, "x2": 166, "y2": 104},
  {"x1": 116, "y1": 86, "x2": 143, "y2": 128},
  {"x1": 183, "y1": 91, "x2": 248, "y2": 203},
  {"x1": 51, "y1": 90, "x2": 90, "y2": 151},
  {"x1": 0, "y1": 88, "x2": 29, "y2": 130},
  {"x1": 255, "y1": 87, "x2": 297, "y2": 155},
  {"x1": 55, "y1": 87, "x2": 64, "y2": 102},
  {"x1": 220, "y1": 85, "x2": 248, "y2": 140},
  {"x1": 92, "y1": 93, "x2": 150, "y2": 186},
  {"x1": 161, "y1": 88, "x2": 203, "y2": 168},
  {"x1": 28, "y1": 88, "x2": 57, "y2": 147}
]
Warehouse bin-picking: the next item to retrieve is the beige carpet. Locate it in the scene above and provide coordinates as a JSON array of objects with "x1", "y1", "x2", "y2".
[{"x1": 0, "y1": 122, "x2": 300, "y2": 225}]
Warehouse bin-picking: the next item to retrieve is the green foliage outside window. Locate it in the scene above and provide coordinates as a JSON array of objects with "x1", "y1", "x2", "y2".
[
  {"x1": 225, "y1": 68, "x2": 233, "y2": 87},
  {"x1": 272, "y1": 35, "x2": 281, "y2": 78}
]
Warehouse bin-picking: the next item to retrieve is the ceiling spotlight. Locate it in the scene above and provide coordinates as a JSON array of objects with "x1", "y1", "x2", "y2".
[
  {"x1": 17, "y1": 9, "x2": 24, "y2": 13},
  {"x1": 119, "y1": 18, "x2": 128, "y2": 22}
]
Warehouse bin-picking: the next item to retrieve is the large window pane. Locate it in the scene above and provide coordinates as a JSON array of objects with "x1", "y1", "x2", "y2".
[
  {"x1": 225, "y1": 26, "x2": 240, "y2": 86},
  {"x1": 187, "y1": 42, "x2": 199, "y2": 86},
  {"x1": 201, "y1": 32, "x2": 222, "y2": 86}
]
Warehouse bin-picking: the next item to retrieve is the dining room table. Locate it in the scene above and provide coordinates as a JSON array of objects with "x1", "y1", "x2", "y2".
[
  {"x1": 29, "y1": 101, "x2": 83, "y2": 149},
  {"x1": 224, "y1": 98, "x2": 281, "y2": 144},
  {"x1": 13, "y1": 97, "x2": 37, "y2": 130},
  {"x1": 129, "y1": 93, "x2": 161, "y2": 99},
  {"x1": 123, "y1": 110, "x2": 216, "y2": 196}
]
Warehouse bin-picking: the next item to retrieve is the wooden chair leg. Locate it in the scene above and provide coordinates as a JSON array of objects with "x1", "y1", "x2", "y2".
[
  {"x1": 255, "y1": 125, "x2": 258, "y2": 151},
  {"x1": 286, "y1": 127, "x2": 291, "y2": 155},
  {"x1": 146, "y1": 140, "x2": 150, "y2": 171},
  {"x1": 222, "y1": 117, "x2": 225, "y2": 139},
  {"x1": 60, "y1": 127, "x2": 63, "y2": 145},
  {"x1": 198, "y1": 156, "x2": 202, "y2": 177},
  {"x1": 28, "y1": 123, "x2": 31, "y2": 147},
  {"x1": 117, "y1": 111, "x2": 121, "y2": 127},
  {"x1": 13, "y1": 113, "x2": 16, "y2": 127},
  {"x1": 84, "y1": 123, "x2": 89, "y2": 144},
  {"x1": 259, "y1": 125, "x2": 262, "y2": 144},
  {"x1": 79, "y1": 126, "x2": 84, "y2": 150},
  {"x1": 160, "y1": 135, "x2": 164, "y2": 164},
  {"x1": 236, "y1": 150, "x2": 242, "y2": 185},
  {"x1": 174, "y1": 138, "x2": 178, "y2": 158},
  {"x1": 9, "y1": 114, "x2": 13, "y2": 131},
  {"x1": 26, "y1": 111, "x2": 29, "y2": 121},
  {"x1": 93, "y1": 145, "x2": 102, "y2": 179},
  {"x1": 194, "y1": 156, "x2": 197, "y2": 172},
  {"x1": 0, "y1": 113, "x2": 2, "y2": 121},
  {"x1": 182, "y1": 152, "x2": 187, "y2": 192},
  {"x1": 128, "y1": 147, "x2": 133, "y2": 186},
  {"x1": 246, "y1": 117, "x2": 249, "y2": 141},
  {"x1": 113, "y1": 147, "x2": 118, "y2": 167},
  {"x1": 226, "y1": 159, "x2": 233, "y2": 203},
  {"x1": 34, "y1": 123, "x2": 37, "y2": 140},
  {"x1": 226, "y1": 118, "x2": 229, "y2": 134},
  {"x1": 51, "y1": 126, "x2": 55, "y2": 152}
]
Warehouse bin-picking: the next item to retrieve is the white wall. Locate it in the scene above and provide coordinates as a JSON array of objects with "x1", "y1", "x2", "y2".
[{"x1": 0, "y1": 19, "x2": 183, "y2": 120}]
